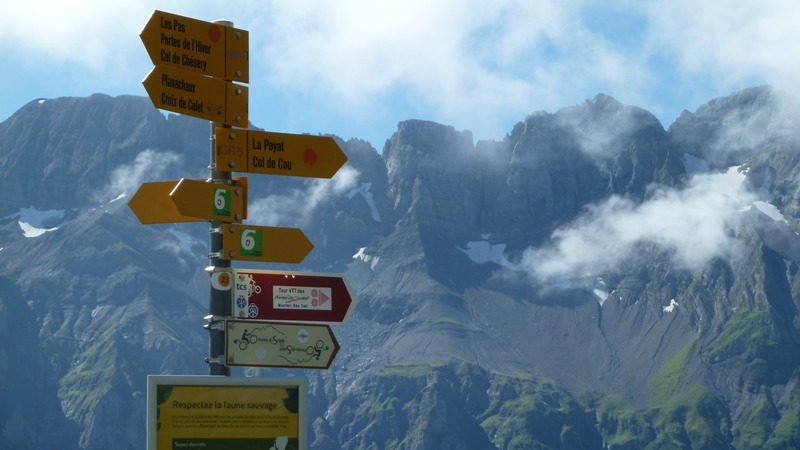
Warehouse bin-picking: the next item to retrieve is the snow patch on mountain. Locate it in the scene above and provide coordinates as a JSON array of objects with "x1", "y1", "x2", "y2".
[
  {"x1": 347, "y1": 182, "x2": 382, "y2": 222},
  {"x1": 682, "y1": 153, "x2": 710, "y2": 174},
  {"x1": 457, "y1": 235, "x2": 519, "y2": 269},
  {"x1": 11, "y1": 207, "x2": 66, "y2": 237},
  {"x1": 91, "y1": 305, "x2": 105, "y2": 318},
  {"x1": 457, "y1": 235, "x2": 615, "y2": 305},
  {"x1": 591, "y1": 278, "x2": 610, "y2": 305},
  {"x1": 663, "y1": 299, "x2": 679, "y2": 313},
  {"x1": 751, "y1": 201, "x2": 788, "y2": 222},
  {"x1": 683, "y1": 157, "x2": 784, "y2": 223},
  {"x1": 353, "y1": 247, "x2": 380, "y2": 270}
]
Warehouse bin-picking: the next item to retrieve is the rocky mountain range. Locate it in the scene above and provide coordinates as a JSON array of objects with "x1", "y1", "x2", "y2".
[{"x1": 1, "y1": 86, "x2": 800, "y2": 449}]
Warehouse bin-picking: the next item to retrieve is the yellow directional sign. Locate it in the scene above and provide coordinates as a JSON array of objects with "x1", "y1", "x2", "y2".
[
  {"x1": 215, "y1": 128, "x2": 348, "y2": 178},
  {"x1": 169, "y1": 177, "x2": 247, "y2": 222},
  {"x1": 142, "y1": 65, "x2": 248, "y2": 126},
  {"x1": 222, "y1": 224, "x2": 314, "y2": 263},
  {"x1": 140, "y1": 10, "x2": 249, "y2": 82},
  {"x1": 128, "y1": 180, "x2": 203, "y2": 224},
  {"x1": 225, "y1": 320, "x2": 339, "y2": 369}
]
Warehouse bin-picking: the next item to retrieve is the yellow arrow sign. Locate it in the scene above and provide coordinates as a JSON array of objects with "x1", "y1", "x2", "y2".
[
  {"x1": 215, "y1": 128, "x2": 348, "y2": 178},
  {"x1": 221, "y1": 224, "x2": 313, "y2": 263},
  {"x1": 140, "y1": 10, "x2": 249, "y2": 83},
  {"x1": 142, "y1": 65, "x2": 248, "y2": 126},
  {"x1": 128, "y1": 181, "x2": 203, "y2": 224},
  {"x1": 170, "y1": 177, "x2": 247, "y2": 222}
]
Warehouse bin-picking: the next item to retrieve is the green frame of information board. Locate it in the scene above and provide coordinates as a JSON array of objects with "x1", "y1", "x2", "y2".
[{"x1": 147, "y1": 375, "x2": 307, "y2": 450}]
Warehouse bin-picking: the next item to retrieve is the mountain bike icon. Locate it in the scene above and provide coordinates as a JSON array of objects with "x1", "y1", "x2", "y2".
[
  {"x1": 234, "y1": 329, "x2": 258, "y2": 350},
  {"x1": 306, "y1": 340, "x2": 328, "y2": 360}
]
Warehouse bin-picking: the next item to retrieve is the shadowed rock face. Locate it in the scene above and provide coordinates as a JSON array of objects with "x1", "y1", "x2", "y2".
[{"x1": 2, "y1": 87, "x2": 800, "y2": 449}]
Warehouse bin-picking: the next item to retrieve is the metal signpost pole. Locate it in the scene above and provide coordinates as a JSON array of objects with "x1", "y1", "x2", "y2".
[{"x1": 207, "y1": 18, "x2": 234, "y2": 377}]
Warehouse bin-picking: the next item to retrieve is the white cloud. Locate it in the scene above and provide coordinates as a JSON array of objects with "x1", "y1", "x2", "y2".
[
  {"x1": 0, "y1": 1, "x2": 149, "y2": 69},
  {"x1": 256, "y1": 0, "x2": 650, "y2": 140},
  {"x1": 637, "y1": 1, "x2": 800, "y2": 97},
  {"x1": 554, "y1": 96, "x2": 647, "y2": 158},
  {"x1": 248, "y1": 165, "x2": 360, "y2": 227},
  {"x1": 96, "y1": 149, "x2": 182, "y2": 202},
  {"x1": 521, "y1": 167, "x2": 754, "y2": 283},
  {"x1": 4, "y1": 1, "x2": 800, "y2": 146}
]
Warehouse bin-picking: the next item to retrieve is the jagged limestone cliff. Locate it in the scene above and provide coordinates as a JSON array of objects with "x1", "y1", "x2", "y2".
[{"x1": 1, "y1": 88, "x2": 799, "y2": 449}]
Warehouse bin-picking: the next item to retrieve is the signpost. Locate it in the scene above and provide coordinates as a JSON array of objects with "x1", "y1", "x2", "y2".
[
  {"x1": 225, "y1": 320, "x2": 339, "y2": 369},
  {"x1": 129, "y1": 180, "x2": 204, "y2": 224},
  {"x1": 135, "y1": 8, "x2": 354, "y2": 401},
  {"x1": 140, "y1": 10, "x2": 249, "y2": 82},
  {"x1": 142, "y1": 65, "x2": 248, "y2": 125},
  {"x1": 221, "y1": 224, "x2": 313, "y2": 263},
  {"x1": 169, "y1": 177, "x2": 247, "y2": 222},
  {"x1": 232, "y1": 269, "x2": 358, "y2": 323},
  {"x1": 215, "y1": 128, "x2": 348, "y2": 178}
]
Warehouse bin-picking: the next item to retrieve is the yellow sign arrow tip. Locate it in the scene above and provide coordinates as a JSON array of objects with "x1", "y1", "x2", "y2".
[
  {"x1": 128, "y1": 181, "x2": 202, "y2": 225},
  {"x1": 221, "y1": 224, "x2": 314, "y2": 263}
]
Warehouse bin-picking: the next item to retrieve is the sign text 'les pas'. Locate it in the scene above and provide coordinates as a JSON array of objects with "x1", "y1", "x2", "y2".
[{"x1": 140, "y1": 9, "x2": 249, "y2": 82}]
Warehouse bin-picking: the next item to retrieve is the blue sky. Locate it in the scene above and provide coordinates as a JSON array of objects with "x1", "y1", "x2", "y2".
[{"x1": 1, "y1": 1, "x2": 797, "y2": 150}]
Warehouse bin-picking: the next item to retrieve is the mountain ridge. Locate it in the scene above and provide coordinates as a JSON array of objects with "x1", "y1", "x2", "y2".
[{"x1": 2, "y1": 86, "x2": 800, "y2": 448}]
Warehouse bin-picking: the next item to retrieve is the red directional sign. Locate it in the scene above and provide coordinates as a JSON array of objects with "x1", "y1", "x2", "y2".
[
  {"x1": 225, "y1": 320, "x2": 339, "y2": 369},
  {"x1": 231, "y1": 269, "x2": 358, "y2": 324}
]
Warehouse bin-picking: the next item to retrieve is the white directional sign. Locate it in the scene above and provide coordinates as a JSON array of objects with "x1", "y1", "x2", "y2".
[{"x1": 225, "y1": 320, "x2": 339, "y2": 369}]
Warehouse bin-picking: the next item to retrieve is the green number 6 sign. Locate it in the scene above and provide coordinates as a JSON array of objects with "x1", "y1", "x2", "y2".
[
  {"x1": 239, "y1": 229, "x2": 262, "y2": 256},
  {"x1": 213, "y1": 188, "x2": 231, "y2": 217}
]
